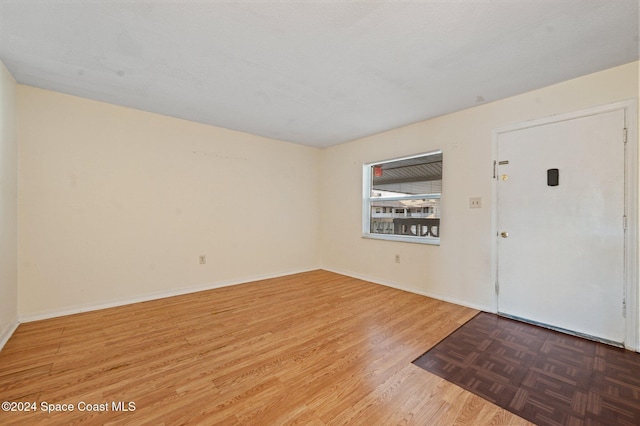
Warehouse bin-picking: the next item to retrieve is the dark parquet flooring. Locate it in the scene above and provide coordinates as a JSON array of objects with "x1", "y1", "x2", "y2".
[{"x1": 413, "y1": 312, "x2": 640, "y2": 426}]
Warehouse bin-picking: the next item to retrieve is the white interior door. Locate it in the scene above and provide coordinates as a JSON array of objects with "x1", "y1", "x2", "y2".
[{"x1": 496, "y1": 108, "x2": 626, "y2": 344}]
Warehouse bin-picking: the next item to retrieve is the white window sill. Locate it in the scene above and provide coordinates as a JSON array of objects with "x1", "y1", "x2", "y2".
[{"x1": 362, "y1": 233, "x2": 440, "y2": 245}]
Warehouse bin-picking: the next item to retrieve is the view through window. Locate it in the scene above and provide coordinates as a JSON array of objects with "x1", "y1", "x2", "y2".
[{"x1": 363, "y1": 150, "x2": 442, "y2": 244}]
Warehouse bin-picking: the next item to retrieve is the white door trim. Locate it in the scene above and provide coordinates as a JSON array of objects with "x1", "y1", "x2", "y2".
[{"x1": 490, "y1": 99, "x2": 639, "y2": 351}]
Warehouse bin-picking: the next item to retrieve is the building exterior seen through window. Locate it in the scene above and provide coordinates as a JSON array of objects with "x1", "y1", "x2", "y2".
[{"x1": 363, "y1": 150, "x2": 442, "y2": 244}]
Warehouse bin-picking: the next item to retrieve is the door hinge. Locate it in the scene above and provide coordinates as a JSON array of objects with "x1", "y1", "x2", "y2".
[
  {"x1": 623, "y1": 215, "x2": 628, "y2": 230},
  {"x1": 623, "y1": 298, "x2": 627, "y2": 318},
  {"x1": 493, "y1": 160, "x2": 497, "y2": 178},
  {"x1": 623, "y1": 128, "x2": 628, "y2": 144}
]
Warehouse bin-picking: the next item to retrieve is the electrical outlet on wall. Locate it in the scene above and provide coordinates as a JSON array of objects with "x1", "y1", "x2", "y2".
[
  {"x1": 199, "y1": 255, "x2": 206, "y2": 264},
  {"x1": 395, "y1": 254, "x2": 400, "y2": 263},
  {"x1": 469, "y1": 197, "x2": 482, "y2": 208}
]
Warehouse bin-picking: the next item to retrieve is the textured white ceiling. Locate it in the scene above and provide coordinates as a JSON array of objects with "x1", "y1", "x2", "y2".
[{"x1": 1, "y1": 1, "x2": 638, "y2": 148}]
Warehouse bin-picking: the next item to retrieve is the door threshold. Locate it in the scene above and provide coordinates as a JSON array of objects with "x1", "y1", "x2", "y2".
[{"x1": 497, "y1": 312, "x2": 624, "y2": 348}]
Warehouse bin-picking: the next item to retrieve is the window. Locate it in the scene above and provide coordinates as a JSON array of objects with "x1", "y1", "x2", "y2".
[{"x1": 363, "y1": 150, "x2": 442, "y2": 244}]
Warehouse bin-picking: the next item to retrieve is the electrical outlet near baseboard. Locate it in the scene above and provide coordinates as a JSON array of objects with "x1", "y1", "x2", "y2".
[{"x1": 199, "y1": 255, "x2": 206, "y2": 264}]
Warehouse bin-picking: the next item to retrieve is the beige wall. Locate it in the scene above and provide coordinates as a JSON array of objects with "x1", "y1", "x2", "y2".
[
  {"x1": 320, "y1": 61, "x2": 639, "y2": 311},
  {"x1": 0, "y1": 60, "x2": 18, "y2": 348},
  {"x1": 12, "y1": 61, "x2": 640, "y2": 326},
  {"x1": 18, "y1": 87, "x2": 321, "y2": 318}
]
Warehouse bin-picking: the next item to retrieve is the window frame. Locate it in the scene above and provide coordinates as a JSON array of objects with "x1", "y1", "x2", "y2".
[{"x1": 362, "y1": 150, "x2": 442, "y2": 245}]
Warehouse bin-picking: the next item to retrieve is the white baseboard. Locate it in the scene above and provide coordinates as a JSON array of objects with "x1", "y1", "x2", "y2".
[
  {"x1": 17, "y1": 266, "x2": 491, "y2": 325},
  {"x1": 0, "y1": 318, "x2": 19, "y2": 351},
  {"x1": 19, "y1": 267, "x2": 320, "y2": 323},
  {"x1": 322, "y1": 267, "x2": 493, "y2": 313}
]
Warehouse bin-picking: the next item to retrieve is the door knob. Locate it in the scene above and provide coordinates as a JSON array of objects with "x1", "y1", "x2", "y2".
[{"x1": 500, "y1": 232, "x2": 509, "y2": 238}]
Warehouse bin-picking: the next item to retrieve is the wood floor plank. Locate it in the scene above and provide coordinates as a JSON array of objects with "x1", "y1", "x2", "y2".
[{"x1": 0, "y1": 270, "x2": 531, "y2": 425}]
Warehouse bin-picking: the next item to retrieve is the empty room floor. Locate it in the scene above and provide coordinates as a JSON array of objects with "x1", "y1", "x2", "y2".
[{"x1": 1, "y1": 270, "x2": 532, "y2": 424}]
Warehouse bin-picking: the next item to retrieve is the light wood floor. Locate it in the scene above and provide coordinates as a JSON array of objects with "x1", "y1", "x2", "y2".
[{"x1": 0, "y1": 270, "x2": 531, "y2": 425}]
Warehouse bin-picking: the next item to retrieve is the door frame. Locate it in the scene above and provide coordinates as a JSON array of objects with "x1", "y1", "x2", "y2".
[{"x1": 491, "y1": 99, "x2": 639, "y2": 351}]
